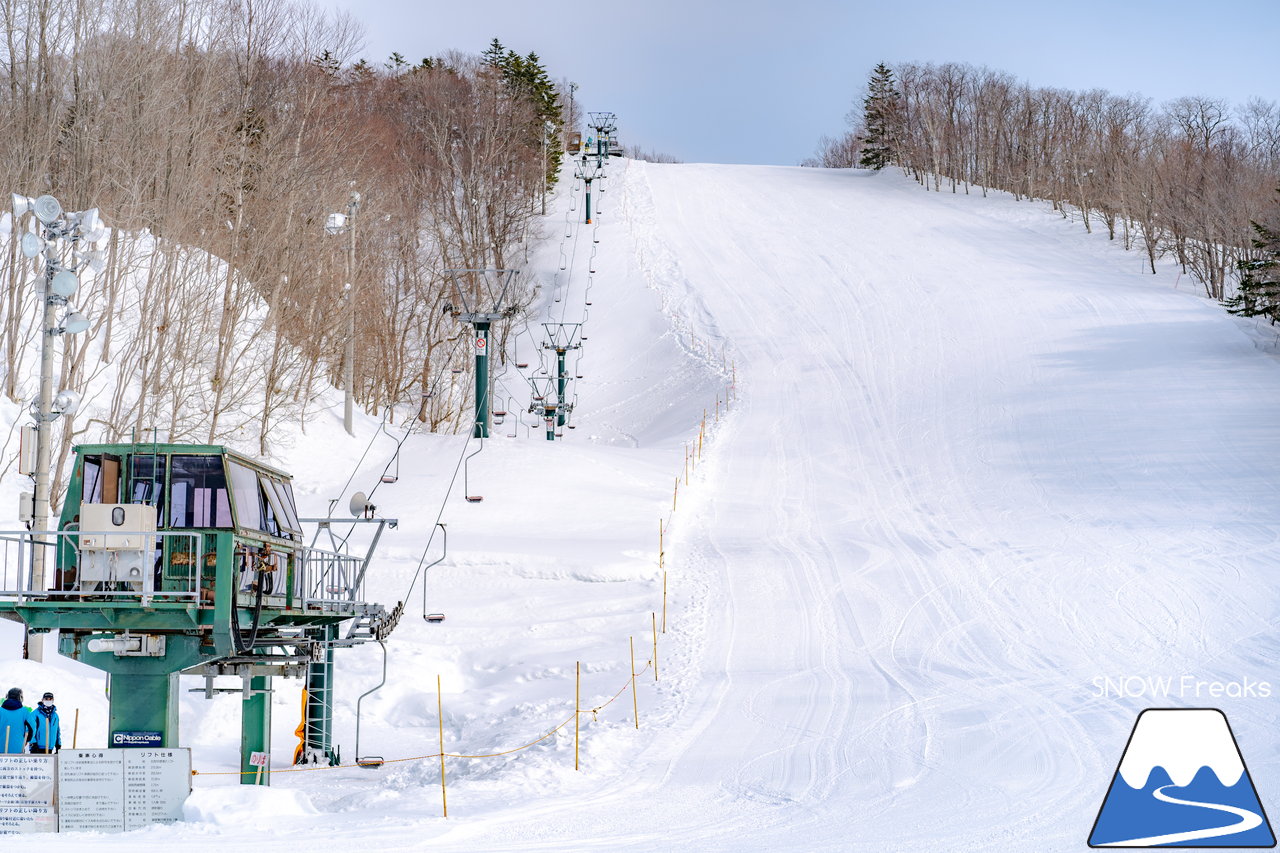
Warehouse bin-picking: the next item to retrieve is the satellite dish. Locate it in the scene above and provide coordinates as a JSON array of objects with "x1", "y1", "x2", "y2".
[
  {"x1": 349, "y1": 491, "x2": 371, "y2": 517},
  {"x1": 51, "y1": 269, "x2": 79, "y2": 298},
  {"x1": 20, "y1": 232, "x2": 42, "y2": 259},
  {"x1": 33, "y1": 195, "x2": 62, "y2": 224}
]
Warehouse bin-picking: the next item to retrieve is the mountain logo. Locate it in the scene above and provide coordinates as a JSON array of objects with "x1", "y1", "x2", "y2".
[{"x1": 1089, "y1": 708, "x2": 1276, "y2": 848}]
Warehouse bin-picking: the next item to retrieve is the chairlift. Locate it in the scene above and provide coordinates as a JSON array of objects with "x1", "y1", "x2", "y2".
[
  {"x1": 354, "y1": 641, "x2": 388, "y2": 770},
  {"x1": 585, "y1": 301, "x2": 592, "y2": 306},
  {"x1": 493, "y1": 409, "x2": 507, "y2": 417},
  {"x1": 576, "y1": 374, "x2": 584, "y2": 379},
  {"x1": 568, "y1": 425, "x2": 577, "y2": 430},
  {"x1": 425, "y1": 613, "x2": 446, "y2": 623},
  {"x1": 451, "y1": 368, "x2": 462, "y2": 375},
  {"x1": 380, "y1": 449, "x2": 400, "y2": 484},
  {"x1": 465, "y1": 495, "x2": 483, "y2": 503},
  {"x1": 555, "y1": 431, "x2": 564, "y2": 438},
  {"x1": 516, "y1": 362, "x2": 529, "y2": 369}
]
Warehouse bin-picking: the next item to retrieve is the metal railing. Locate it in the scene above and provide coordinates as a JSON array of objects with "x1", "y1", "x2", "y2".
[
  {"x1": 0, "y1": 529, "x2": 369, "y2": 612},
  {"x1": 296, "y1": 546, "x2": 364, "y2": 610},
  {"x1": 0, "y1": 529, "x2": 203, "y2": 602}
]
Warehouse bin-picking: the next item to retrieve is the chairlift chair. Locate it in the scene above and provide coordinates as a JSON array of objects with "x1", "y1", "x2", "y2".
[
  {"x1": 425, "y1": 613, "x2": 446, "y2": 623},
  {"x1": 516, "y1": 362, "x2": 529, "y2": 369}
]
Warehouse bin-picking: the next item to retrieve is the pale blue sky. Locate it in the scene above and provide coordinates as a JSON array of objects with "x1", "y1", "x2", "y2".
[{"x1": 329, "y1": 0, "x2": 1280, "y2": 165}]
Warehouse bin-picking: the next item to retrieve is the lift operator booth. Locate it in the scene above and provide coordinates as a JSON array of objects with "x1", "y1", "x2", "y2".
[{"x1": 0, "y1": 442, "x2": 399, "y2": 782}]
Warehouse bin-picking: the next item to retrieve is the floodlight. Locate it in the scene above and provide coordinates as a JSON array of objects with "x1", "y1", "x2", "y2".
[
  {"x1": 76, "y1": 250, "x2": 106, "y2": 273},
  {"x1": 33, "y1": 195, "x2": 62, "y2": 224},
  {"x1": 11, "y1": 194, "x2": 35, "y2": 217},
  {"x1": 52, "y1": 388, "x2": 81, "y2": 415},
  {"x1": 325, "y1": 212, "x2": 347, "y2": 234},
  {"x1": 20, "y1": 232, "x2": 43, "y2": 259},
  {"x1": 50, "y1": 269, "x2": 78, "y2": 298},
  {"x1": 63, "y1": 312, "x2": 90, "y2": 334},
  {"x1": 71, "y1": 208, "x2": 104, "y2": 241}
]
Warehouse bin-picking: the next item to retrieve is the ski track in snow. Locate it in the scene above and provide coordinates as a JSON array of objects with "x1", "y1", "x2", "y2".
[{"x1": 8, "y1": 162, "x2": 1280, "y2": 851}]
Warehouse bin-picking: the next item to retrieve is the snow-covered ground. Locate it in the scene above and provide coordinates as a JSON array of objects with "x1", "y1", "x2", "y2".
[{"x1": 7, "y1": 159, "x2": 1280, "y2": 850}]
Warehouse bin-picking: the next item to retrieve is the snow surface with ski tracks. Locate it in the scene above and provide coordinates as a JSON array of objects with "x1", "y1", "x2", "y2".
[{"x1": 8, "y1": 161, "x2": 1280, "y2": 851}]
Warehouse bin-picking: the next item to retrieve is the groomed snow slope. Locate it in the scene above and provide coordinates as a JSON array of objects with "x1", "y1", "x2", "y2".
[{"x1": 12, "y1": 161, "x2": 1280, "y2": 851}]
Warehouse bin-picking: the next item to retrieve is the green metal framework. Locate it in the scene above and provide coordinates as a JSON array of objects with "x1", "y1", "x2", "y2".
[{"x1": 0, "y1": 442, "x2": 398, "y2": 782}]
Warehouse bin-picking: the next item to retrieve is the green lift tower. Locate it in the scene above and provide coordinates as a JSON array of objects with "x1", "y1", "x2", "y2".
[{"x1": 0, "y1": 442, "x2": 399, "y2": 782}]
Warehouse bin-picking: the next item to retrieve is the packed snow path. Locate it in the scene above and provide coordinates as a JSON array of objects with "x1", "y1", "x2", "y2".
[
  {"x1": 451, "y1": 164, "x2": 1280, "y2": 851},
  {"x1": 19, "y1": 162, "x2": 1280, "y2": 851}
]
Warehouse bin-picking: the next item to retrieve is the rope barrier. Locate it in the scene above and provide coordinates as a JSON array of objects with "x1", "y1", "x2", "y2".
[{"x1": 191, "y1": 660, "x2": 654, "y2": 776}]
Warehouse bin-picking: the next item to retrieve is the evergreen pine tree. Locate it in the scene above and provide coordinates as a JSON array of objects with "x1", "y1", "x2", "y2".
[
  {"x1": 859, "y1": 63, "x2": 900, "y2": 170},
  {"x1": 481, "y1": 38, "x2": 507, "y2": 71},
  {"x1": 1225, "y1": 191, "x2": 1280, "y2": 323}
]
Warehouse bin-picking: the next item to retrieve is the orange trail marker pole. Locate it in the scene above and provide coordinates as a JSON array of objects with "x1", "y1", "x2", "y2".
[
  {"x1": 652, "y1": 613, "x2": 659, "y2": 682},
  {"x1": 575, "y1": 662, "x2": 581, "y2": 771},
  {"x1": 438, "y1": 675, "x2": 447, "y2": 818},
  {"x1": 630, "y1": 637, "x2": 639, "y2": 729}
]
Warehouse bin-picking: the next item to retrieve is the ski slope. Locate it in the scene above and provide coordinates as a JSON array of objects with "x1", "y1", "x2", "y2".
[{"x1": 11, "y1": 160, "x2": 1280, "y2": 851}]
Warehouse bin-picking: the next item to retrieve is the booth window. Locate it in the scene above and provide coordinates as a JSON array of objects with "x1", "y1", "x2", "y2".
[
  {"x1": 169, "y1": 455, "x2": 233, "y2": 529},
  {"x1": 130, "y1": 454, "x2": 165, "y2": 525},
  {"x1": 227, "y1": 460, "x2": 265, "y2": 534}
]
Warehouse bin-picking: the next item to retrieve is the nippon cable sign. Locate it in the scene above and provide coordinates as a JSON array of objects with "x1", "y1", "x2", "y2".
[
  {"x1": 474, "y1": 335, "x2": 487, "y2": 357},
  {"x1": 110, "y1": 731, "x2": 162, "y2": 748}
]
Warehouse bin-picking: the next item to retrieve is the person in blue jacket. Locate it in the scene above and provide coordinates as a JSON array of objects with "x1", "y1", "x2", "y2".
[
  {"x1": 29, "y1": 692, "x2": 60, "y2": 754},
  {"x1": 0, "y1": 687, "x2": 32, "y2": 753}
]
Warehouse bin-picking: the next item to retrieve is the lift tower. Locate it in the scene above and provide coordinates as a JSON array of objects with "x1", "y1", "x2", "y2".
[
  {"x1": 446, "y1": 269, "x2": 518, "y2": 438},
  {"x1": 542, "y1": 323, "x2": 582, "y2": 428},
  {"x1": 528, "y1": 377, "x2": 570, "y2": 441},
  {"x1": 587, "y1": 112, "x2": 617, "y2": 167},
  {"x1": 0, "y1": 443, "x2": 399, "y2": 781},
  {"x1": 576, "y1": 158, "x2": 604, "y2": 225}
]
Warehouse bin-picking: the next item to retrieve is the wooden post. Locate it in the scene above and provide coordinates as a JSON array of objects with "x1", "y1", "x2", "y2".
[
  {"x1": 629, "y1": 637, "x2": 639, "y2": 729},
  {"x1": 574, "y1": 662, "x2": 581, "y2": 771},
  {"x1": 659, "y1": 520, "x2": 664, "y2": 569},
  {"x1": 437, "y1": 675, "x2": 447, "y2": 818},
  {"x1": 652, "y1": 613, "x2": 659, "y2": 682},
  {"x1": 662, "y1": 571, "x2": 668, "y2": 633},
  {"x1": 673, "y1": 477, "x2": 678, "y2": 511},
  {"x1": 72, "y1": 709, "x2": 79, "y2": 749}
]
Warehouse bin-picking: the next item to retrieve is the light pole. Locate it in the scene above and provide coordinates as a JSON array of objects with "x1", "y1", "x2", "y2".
[
  {"x1": 325, "y1": 191, "x2": 361, "y2": 436},
  {"x1": 11, "y1": 192, "x2": 100, "y2": 661}
]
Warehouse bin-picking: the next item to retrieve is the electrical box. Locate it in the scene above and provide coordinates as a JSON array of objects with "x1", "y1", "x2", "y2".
[
  {"x1": 18, "y1": 492, "x2": 34, "y2": 527},
  {"x1": 18, "y1": 424, "x2": 38, "y2": 475},
  {"x1": 78, "y1": 504, "x2": 157, "y2": 593}
]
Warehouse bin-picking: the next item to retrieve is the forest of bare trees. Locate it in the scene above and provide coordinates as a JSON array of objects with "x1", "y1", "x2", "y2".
[
  {"x1": 0, "y1": 0, "x2": 571, "y2": 499},
  {"x1": 810, "y1": 62, "x2": 1280, "y2": 301}
]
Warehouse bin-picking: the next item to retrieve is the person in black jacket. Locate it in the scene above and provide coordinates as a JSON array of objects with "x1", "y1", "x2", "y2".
[
  {"x1": 29, "y1": 692, "x2": 60, "y2": 754},
  {"x1": 0, "y1": 688, "x2": 32, "y2": 753}
]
